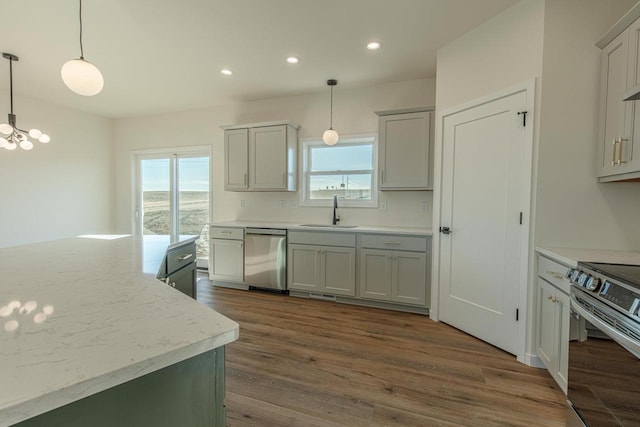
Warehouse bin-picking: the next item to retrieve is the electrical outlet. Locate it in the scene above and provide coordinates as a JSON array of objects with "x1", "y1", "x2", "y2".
[
  {"x1": 380, "y1": 201, "x2": 388, "y2": 211},
  {"x1": 421, "y1": 201, "x2": 428, "y2": 213},
  {"x1": 289, "y1": 200, "x2": 298, "y2": 208},
  {"x1": 240, "y1": 199, "x2": 245, "y2": 208}
]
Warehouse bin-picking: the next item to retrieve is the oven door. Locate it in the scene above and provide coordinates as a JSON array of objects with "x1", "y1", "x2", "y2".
[{"x1": 568, "y1": 289, "x2": 640, "y2": 426}]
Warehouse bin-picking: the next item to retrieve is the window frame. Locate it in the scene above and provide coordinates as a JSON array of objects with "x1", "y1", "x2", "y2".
[{"x1": 299, "y1": 134, "x2": 378, "y2": 208}]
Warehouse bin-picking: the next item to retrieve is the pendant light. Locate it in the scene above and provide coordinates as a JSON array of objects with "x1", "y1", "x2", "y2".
[
  {"x1": 322, "y1": 79, "x2": 339, "y2": 146},
  {"x1": 61, "y1": 0, "x2": 104, "y2": 96},
  {"x1": 0, "y1": 53, "x2": 51, "y2": 151}
]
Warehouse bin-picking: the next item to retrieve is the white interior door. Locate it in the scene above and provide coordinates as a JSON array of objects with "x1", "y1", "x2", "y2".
[{"x1": 438, "y1": 87, "x2": 531, "y2": 355}]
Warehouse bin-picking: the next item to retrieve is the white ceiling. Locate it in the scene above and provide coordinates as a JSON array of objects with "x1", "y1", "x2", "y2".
[{"x1": 0, "y1": 0, "x2": 517, "y2": 119}]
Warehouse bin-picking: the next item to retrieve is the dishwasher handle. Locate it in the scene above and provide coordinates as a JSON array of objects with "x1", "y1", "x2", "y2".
[{"x1": 245, "y1": 228, "x2": 287, "y2": 236}]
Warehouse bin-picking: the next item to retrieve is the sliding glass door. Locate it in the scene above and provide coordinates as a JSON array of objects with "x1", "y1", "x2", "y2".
[{"x1": 136, "y1": 150, "x2": 210, "y2": 268}]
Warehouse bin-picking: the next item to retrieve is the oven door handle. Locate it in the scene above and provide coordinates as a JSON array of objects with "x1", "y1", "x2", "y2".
[{"x1": 570, "y1": 293, "x2": 640, "y2": 359}]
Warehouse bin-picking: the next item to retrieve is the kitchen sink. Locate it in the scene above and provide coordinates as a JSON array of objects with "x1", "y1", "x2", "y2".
[{"x1": 299, "y1": 224, "x2": 358, "y2": 228}]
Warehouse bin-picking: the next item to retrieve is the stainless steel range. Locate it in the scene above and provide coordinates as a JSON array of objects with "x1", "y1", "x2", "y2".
[{"x1": 566, "y1": 262, "x2": 640, "y2": 426}]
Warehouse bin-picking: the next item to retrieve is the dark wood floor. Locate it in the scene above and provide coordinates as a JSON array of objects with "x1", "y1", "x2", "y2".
[{"x1": 196, "y1": 278, "x2": 566, "y2": 427}]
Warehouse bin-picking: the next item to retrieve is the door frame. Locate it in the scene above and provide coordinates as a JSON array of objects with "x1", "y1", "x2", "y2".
[{"x1": 431, "y1": 80, "x2": 535, "y2": 364}]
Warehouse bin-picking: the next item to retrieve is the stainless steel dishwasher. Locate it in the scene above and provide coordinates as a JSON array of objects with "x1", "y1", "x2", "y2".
[{"x1": 244, "y1": 228, "x2": 287, "y2": 291}]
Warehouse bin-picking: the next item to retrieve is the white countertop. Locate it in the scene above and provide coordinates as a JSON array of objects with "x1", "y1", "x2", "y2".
[
  {"x1": 211, "y1": 220, "x2": 433, "y2": 236},
  {"x1": 0, "y1": 235, "x2": 239, "y2": 426},
  {"x1": 536, "y1": 246, "x2": 640, "y2": 267}
]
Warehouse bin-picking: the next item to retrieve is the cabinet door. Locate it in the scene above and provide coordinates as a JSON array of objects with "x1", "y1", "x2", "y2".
[
  {"x1": 321, "y1": 246, "x2": 356, "y2": 296},
  {"x1": 224, "y1": 129, "x2": 249, "y2": 190},
  {"x1": 359, "y1": 249, "x2": 392, "y2": 300},
  {"x1": 211, "y1": 239, "x2": 244, "y2": 283},
  {"x1": 249, "y1": 125, "x2": 287, "y2": 190},
  {"x1": 536, "y1": 278, "x2": 557, "y2": 372},
  {"x1": 391, "y1": 251, "x2": 426, "y2": 306},
  {"x1": 555, "y1": 289, "x2": 570, "y2": 394},
  {"x1": 288, "y1": 244, "x2": 321, "y2": 292},
  {"x1": 623, "y1": 19, "x2": 640, "y2": 174},
  {"x1": 378, "y1": 112, "x2": 431, "y2": 190},
  {"x1": 598, "y1": 31, "x2": 630, "y2": 178},
  {"x1": 169, "y1": 262, "x2": 196, "y2": 298}
]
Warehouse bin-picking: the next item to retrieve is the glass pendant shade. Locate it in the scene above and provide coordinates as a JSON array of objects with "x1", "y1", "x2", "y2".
[
  {"x1": 0, "y1": 123, "x2": 13, "y2": 134},
  {"x1": 61, "y1": 59, "x2": 104, "y2": 96},
  {"x1": 322, "y1": 129, "x2": 339, "y2": 146},
  {"x1": 19, "y1": 139, "x2": 33, "y2": 150}
]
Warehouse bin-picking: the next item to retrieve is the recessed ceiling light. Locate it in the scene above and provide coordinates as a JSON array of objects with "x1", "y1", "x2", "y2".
[
  {"x1": 221, "y1": 69, "x2": 233, "y2": 76},
  {"x1": 367, "y1": 41, "x2": 383, "y2": 51},
  {"x1": 286, "y1": 56, "x2": 300, "y2": 64}
]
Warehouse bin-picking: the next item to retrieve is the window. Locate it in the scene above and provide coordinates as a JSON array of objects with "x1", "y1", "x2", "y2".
[{"x1": 301, "y1": 135, "x2": 377, "y2": 207}]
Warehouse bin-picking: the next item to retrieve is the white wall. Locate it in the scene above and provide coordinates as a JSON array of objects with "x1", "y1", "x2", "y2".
[
  {"x1": 0, "y1": 92, "x2": 114, "y2": 248},
  {"x1": 113, "y1": 78, "x2": 436, "y2": 234},
  {"x1": 536, "y1": 0, "x2": 640, "y2": 251}
]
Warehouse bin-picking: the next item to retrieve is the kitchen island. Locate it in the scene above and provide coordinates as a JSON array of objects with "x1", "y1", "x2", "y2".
[{"x1": 0, "y1": 235, "x2": 239, "y2": 427}]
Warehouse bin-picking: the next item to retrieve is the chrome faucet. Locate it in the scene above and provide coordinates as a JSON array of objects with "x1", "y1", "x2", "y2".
[{"x1": 332, "y1": 195, "x2": 340, "y2": 225}]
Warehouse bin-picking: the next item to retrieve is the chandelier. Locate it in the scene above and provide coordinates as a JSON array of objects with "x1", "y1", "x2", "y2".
[{"x1": 0, "y1": 53, "x2": 50, "y2": 151}]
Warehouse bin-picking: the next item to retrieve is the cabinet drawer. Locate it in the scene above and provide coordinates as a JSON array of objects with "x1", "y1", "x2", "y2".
[
  {"x1": 360, "y1": 234, "x2": 427, "y2": 252},
  {"x1": 288, "y1": 231, "x2": 355, "y2": 247},
  {"x1": 167, "y1": 242, "x2": 197, "y2": 274},
  {"x1": 211, "y1": 227, "x2": 244, "y2": 240},
  {"x1": 538, "y1": 255, "x2": 571, "y2": 294}
]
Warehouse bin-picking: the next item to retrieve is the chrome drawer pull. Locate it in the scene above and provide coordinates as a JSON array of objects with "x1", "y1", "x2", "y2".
[
  {"x1": 177, "y1": 253, "x2": 193, "y2": 261},
  {"x1": 384, "y1": 241, "x2": 401, "y2": 245}
]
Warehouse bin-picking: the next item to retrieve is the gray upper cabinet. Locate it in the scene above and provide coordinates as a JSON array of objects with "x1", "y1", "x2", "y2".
[
  {"x1": 597, "y1": 9, "x2": 640, "y2": 182},
  {"x1": 376, "y1": 108, "x2": 433, "y2": 190},
  {"x1": 221, "y1": 121, "x2": 298, "y2": 191}
]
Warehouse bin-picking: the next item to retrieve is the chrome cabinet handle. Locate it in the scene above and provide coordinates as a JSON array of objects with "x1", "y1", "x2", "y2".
[
  {"x1": 380, "y1": 169, "x2": 384, "y2": 185},
  {"x1": 619, "y1": 138, "x2": 629, "y2": 165},
  {"x1": 177, "y1": 253, "x2": 193, "y2": 261},
  {"x1": 244, "y1": 173, "x2": 247, "y2": 185},
  {"x1": 612, "y1": 138, "x2": 618, "y2": 166},
  {"x1": 221, "y1": 231, "x2": 232, "y2": 235},
  {"x1": 384, "y1": 241, "x2": 401, "y2": 245},
  {"x1": 282, "y1": 173, "x2": 286, "y2": 185}
]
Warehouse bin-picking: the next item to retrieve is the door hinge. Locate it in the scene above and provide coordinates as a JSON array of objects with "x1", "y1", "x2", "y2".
[
  {"x1": 519, "y1": 212, "x2": 523, "y2": 225},
  {"x1": 516, "y1": 308, "x2": 519, "y2": 321},
  {"x1": 517, "y1": 111, "x2": 528, "y2": 127}
]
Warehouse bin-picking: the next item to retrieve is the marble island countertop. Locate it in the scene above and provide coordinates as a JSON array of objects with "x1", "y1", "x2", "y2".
[
  {"x1": 211, "y1": 220, "x2": 433, "y2": 236},
  {"x1": 0, "y1": 235, "x2": 239, "y2": 426}
]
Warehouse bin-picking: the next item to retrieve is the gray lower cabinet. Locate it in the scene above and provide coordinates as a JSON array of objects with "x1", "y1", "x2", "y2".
[
  {"x1": 535, "y1": 255, "x2": 573, "y2": 394},
  {"x1": 358, "y1": 234, "x2": 430, "y2": 307},
  {"x1": 287, "y1": 231, "x2": 356, "y2": 297},
  {"x1": 158, "y1": 240, "x2": 197, "y2": 298},
  {"x1": 14, "y1": 347, "x2": 227, "y2": 427},
  {"x1": 209, "y1": 227, "x2": 245, "y2": 284}
]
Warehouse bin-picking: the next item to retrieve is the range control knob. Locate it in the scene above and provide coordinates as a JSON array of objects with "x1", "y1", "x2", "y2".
[
  {"x1": 570, "y1": 269, "x2": 581, "y2": 283},
  {"x1": 577, "y1": 272, "x2": 589, "y2": 287},
  {"x1": 585, "y1": 276, "x2": 601, "y2": 292}
]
